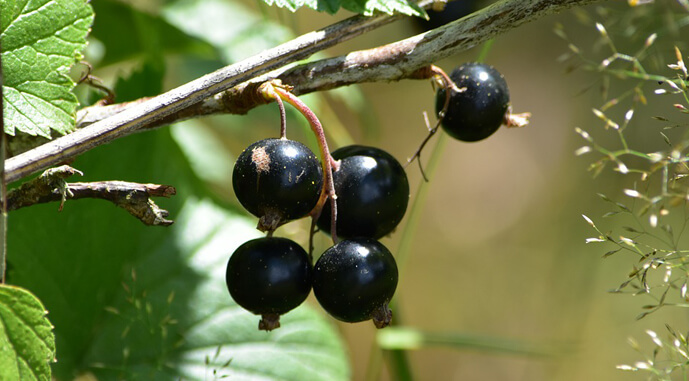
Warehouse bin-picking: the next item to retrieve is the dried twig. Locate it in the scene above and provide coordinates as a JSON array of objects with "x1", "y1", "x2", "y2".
[{"x1": 7, "y1": 165, "x2": 176, "y2": 226}]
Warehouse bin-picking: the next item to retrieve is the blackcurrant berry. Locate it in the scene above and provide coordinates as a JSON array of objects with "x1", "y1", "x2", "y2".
[
  {"x1": 316, "y1": 145, "x2": 409, "y2": 239},
  {"x1": 233, "y1": 138, "x2": 323, "y2": 231},
  {"x1": 436, "y1": 62, "x2": 510, "y2": 142},
  {"x1": 313, "y1": 238, "x2": 398, "y2": 328},
  {"x1": 226, "y1": 237, "x2": 313, "y2": 331}
]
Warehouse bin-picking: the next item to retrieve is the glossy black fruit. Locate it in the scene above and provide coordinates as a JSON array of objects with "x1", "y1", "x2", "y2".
[
  {"x1": 317, "y1": 145, "x2": 409, "y2": 239},
  {"x1": 313, "y1": 238, "x2": 398, "y2": 328},
  {"x1": 233, "y1": 138, "x2": 323, "y2": 231},
  {"x1": 436, "y1": 62, "x2": 510, "y2": 142},
  {"x1": 226, "y1": 237, "x2": 313, "y2": 331}
]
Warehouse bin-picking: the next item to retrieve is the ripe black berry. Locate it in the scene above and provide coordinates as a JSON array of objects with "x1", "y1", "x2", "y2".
[
  {"x1": 233, "y1": 138, "x2": 323, "y2": 231},
  {"x1": 316, "y1": 145, "x2": 409, "y2": 239},
  {"x1": 226, "y1": 237, "x2": 313, "y2": 331},
  {"x1": 313, "y1": 238, "x2": 398, "y2": 328},
  {"x1": 436, "y1": 62, "x2": 510, "y2": 142}
]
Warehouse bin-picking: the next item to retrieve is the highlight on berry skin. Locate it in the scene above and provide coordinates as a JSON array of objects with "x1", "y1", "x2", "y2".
[
  {"x1": 317, "y1": 145, "x2": 410, "y2": 240},
  {"x1": 435, "y1": 62, "x2": 530, "y2": 142},
  {"x1": 225, "y1": 237, "x2": 313, "y2": 331},
  {"x1": 232, "y1": 138, "x2": 323, "y2": 233},
  {"x1": 312, "y1": 238, "x2": 398, "y2": 329}
]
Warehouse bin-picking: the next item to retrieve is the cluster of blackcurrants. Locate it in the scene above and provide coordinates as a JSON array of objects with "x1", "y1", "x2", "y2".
[
  {"x1": 227, "y1": 139, "x2": 408, "y2": 330},
  {"x1": 225, "y1": 62, "x2": 521, "y2": 331}
]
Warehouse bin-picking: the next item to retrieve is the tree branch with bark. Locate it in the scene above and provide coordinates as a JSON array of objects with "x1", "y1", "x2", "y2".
[{"x1": 5, "y1": 0, "x2": 600, "y2": 184}]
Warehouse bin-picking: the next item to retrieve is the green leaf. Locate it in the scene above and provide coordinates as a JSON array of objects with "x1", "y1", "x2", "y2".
[
  {"x1": 84, "y1": 198, "x2": 350, "y2": 380},
  {"x1": 1, "y1": 0, "x2": 94, "y2": 137},
  {"x1": 260, "y1": 0, "x2": 426, "y2": 16},
  {"x1": 170, "y1": 121, "x2": 234, "y2": 194},
  {"x1": 113, "y1": 58, "x2": 166, "y2": 102},
  {"x1": 7, "y1": 128, "x2": 195, "y2": 378},
  {"x1": 90, "y1": 0, "x2": 216, "y2": 67},
  {"x1": 341, "y1": 0, "x2": 426, "y2": 17},
  {"x1": 163, "y1": 0, "x2": 293, "y2": 64},
  {"x1": 0, "y1": 285, "x2": 56, "y2": 381}
]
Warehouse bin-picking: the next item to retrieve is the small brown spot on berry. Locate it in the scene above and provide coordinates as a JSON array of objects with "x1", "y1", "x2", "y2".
[{"x1": 252, "y1": 146, "x2": 271, "y2": 173}]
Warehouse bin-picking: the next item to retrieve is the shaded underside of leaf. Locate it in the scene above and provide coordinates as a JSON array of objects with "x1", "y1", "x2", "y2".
[
  {"x1": 1, "y1": 0, "x2": 94, "y2": 137},
  {"x1": 0, "y1": 285, "x2": 56, "y2": 381}
]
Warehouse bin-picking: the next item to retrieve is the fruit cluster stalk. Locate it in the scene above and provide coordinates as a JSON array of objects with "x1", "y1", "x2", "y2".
[{"x1": 269, "y1": 85, "x2": 340, "y2": 243}]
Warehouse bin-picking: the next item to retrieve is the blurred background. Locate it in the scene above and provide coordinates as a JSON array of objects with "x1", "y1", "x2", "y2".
[{"x1": 9, "y1": 0, "x2": 689, "y2": 380}]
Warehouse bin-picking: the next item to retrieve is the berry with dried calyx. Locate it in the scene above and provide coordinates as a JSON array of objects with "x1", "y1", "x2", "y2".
[
  {"x1": 225, "y1": 237, "x2": 313, "y2": 331},
  {"x1": 233, "y1": 138, "x2": 323, "y2": 231}
]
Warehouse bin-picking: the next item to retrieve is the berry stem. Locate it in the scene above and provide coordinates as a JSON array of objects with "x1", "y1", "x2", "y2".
[
  {"x1": 405, "y1": 65, "x2": 453, "y2": 181},
  {"x1": 260, "y1": 83, "x2": 288, "y2": 138},
  {"x1": 265, "y1": 83, "x2": 340, "y2": 244},
  {"x1": 276, "y1": 93, "x2": 288, "y2": 139}
]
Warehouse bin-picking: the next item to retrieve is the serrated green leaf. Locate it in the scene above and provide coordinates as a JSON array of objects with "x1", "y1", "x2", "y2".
[
  {"x1": 0, "y1": 285, "x2": 56, "y2": 381},
  {"x1": 261, "y1": 0, "x2": 337, "y2": 14},
  {"x1": 1, "y1": 0, "x2": 93, "y2": 137},
  {"x1": 342, "y1": 0, "x2": 426, "y2": 17},
  {"x1": 260, "y1": 0, "x2": 426, "y2": 17}
]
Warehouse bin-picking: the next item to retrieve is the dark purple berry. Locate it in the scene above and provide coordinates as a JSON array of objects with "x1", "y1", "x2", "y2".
[
  {"x1": 317, "y1": 145, "x2": 409, "y2": 239},
  {"x1": 313, "y1": 238, "x2": 398, "y2": 328},
  {"x1": 226, "y1": 237, "x2": 313, "y2": 331},
  {"x1": 233, "y1": 138, "x2": 323, "y2": 231},
  {"x1": 436, "y1": 62, "x2": 510, "y2": 142}
]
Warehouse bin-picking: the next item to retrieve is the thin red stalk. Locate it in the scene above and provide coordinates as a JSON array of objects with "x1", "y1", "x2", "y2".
[
  {"x1": 261, "y1": 84, "x2": 288, "y2": 138},
  {"x1": 275, "y1": 92, "x2": 287, "y2": 139},
  {"x1": 271, "y1": 86, "x2": 339, "y2": 244}
]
